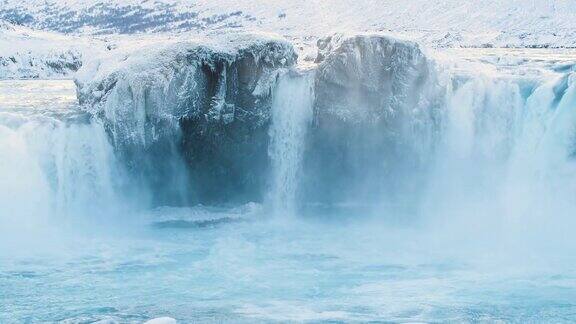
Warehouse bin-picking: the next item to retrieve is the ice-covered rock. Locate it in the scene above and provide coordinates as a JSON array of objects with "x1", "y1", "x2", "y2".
[
  {"x1": 302, "y1": 34, "x2": 445, "y2": 203},
  {"x1": 76, "y1": 33, "x2": 297, "y2": 204},
  {"x1": 314, "y1": 33, "x2": 439, "y2": 123},
  {"x1": 76, "y1": 33, "x2": 296, "y2": 143}
]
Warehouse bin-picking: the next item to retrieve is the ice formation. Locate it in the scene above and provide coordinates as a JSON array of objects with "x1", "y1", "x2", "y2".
[
  {"x1": 67, "y1": 32, "x2": 576, "y2": 214},
  {"x1": 75, "y1": 33, "x2": 297, "y2": 204}
]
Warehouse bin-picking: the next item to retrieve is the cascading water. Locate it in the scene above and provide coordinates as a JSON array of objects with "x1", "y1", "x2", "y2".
[
  {"x1": 267, "y1": 70, "x2": 314, "y2": 215},
  {"x1": 0, "y1": 80, "x2": 124, "y2": 252},
  {"x1": 419, "y1": 69, "x2": 576, "y2": 253},
  {"x1": 422, "y1": 77, "x2": 524, "y2": 222},
  {"x1": 3, "y1": 46, "x2": 576, "y2": 323},
  {"x1": 510, "y1": 73, "x2": 576, "y2": 235}
]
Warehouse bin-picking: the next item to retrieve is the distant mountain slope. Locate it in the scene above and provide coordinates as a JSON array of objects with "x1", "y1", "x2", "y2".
[
  {"x1": 0, "y1": 0, "x2": 247, "y2": 34},
  {"x1": 1, "y1": 0, "x2": 575, "y2": 48}
]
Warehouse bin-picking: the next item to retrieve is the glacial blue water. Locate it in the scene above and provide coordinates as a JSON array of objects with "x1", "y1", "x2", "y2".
[{"x1": 2, "y1": 204, "x2": 576, "y2": 323}]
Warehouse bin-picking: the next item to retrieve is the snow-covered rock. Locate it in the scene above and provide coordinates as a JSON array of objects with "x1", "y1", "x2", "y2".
[
  {"x1": 76, "y1": 33, "x2": 296, "y2": 204},
  {"x1": 0, "y1": 21, "x2": 102, "y2": 79},
  {"x1": 302, "y1": 34, "x2": 445, "y2": 203},
  {"x1": 314, "y1": 33, "x2": 438, "y2": 122}
]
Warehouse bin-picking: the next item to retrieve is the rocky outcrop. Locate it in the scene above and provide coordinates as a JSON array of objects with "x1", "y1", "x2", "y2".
[
  {"x1": 302, "y1": 34, "x2": 445, "y2": 203},
  {"x1": 75, "y1": 33, "x2": 297, "y2": 204},
  {"x1": 314, "y1": 33, "x2": 435, "y2": 123},
  {"x1": 75, "y1": 32, "x2": 446, "y2": 207}
]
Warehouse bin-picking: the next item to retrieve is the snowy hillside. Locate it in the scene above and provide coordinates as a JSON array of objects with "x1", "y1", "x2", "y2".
[
  {"x1": 1, "y1": 0, "x2": 576, "y2": 48},
  {"x1": 1, "y1": 0, "x2": 576, "y2": 79}
]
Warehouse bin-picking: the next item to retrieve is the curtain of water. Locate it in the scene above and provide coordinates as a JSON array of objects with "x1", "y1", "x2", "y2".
[
  {"x1": 419, "y1": 72, "x2": 576, "y2": 252},
  {"x1": 267, "y1": 70, "x2": 315, "y2": 216},
  {"x1": 0, "y1": 81, "x2": 123, "y2": 252},
  {"x1": 0, "y1": 120, "x2": 120, "y2": 214}
]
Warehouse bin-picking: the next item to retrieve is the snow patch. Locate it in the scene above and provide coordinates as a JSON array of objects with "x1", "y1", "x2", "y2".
[
  {"x1": 0, "y1": 21, "x2": 104, "y2": 79},
  {"x1": 143, "y1": 317, "x2": 177, "y2": 324}
]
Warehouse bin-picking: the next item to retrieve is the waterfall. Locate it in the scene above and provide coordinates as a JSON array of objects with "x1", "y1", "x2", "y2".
[
  {"x1": 0, "y1": 119, "x2": 121, "y2": 215},
  {"x1": 0, "y1": 123, "x2": 53, "y2": 238},
  {"x1": 267, "y1": 70, "x2": 314, "y2": 215},
  {"x1": 0, "y1": 81, "x2": 125, "y2": 249},
  {"x1": 415, "y1": 70, "x2": 576, "y2": 246}
]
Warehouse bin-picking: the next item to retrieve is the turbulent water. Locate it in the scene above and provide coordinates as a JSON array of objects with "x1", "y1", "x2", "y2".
[{"x1": 2, "y1": 48, "x2": 576, "y2": 323}]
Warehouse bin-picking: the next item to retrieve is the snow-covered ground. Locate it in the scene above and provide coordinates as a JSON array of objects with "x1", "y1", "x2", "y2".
[
  {"x1": 1, "y1": 0, "x2": 576, "y2": 79},
  {"x1": 0, "y1": 21, "x2": 106, "y2": 79},
  {"x1": 2, "y1": 0, "x2": 576, "y2": 49}
]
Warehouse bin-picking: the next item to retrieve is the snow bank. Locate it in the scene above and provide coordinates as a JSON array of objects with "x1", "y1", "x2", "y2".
[
  {"x1": 0, "y1": 21, "x2": 102, "y2": 79},
  {"x1": 2, "y1": 0, "x2": 576, "y2": 49},
  {"x1": 3, "y1": 0, "x2": 575, "y2": 80}
]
